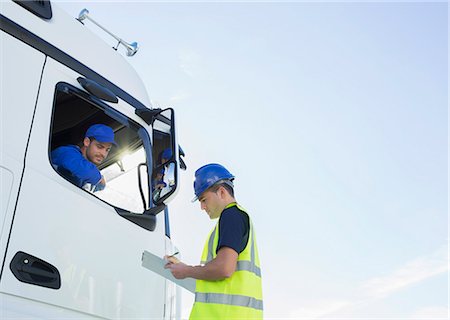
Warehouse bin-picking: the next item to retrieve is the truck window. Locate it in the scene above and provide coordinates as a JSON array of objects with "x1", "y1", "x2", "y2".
[{"x1": 49, "y1": 83, "x2": 151, "y2": 213}]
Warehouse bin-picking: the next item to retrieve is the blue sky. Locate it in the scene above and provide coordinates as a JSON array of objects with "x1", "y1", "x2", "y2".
[{"x1": 57, "y1": 1, "x2": 448, "y2": 318}]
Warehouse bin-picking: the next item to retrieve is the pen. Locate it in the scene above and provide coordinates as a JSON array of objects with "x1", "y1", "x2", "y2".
[{"x1": 167, "y1": 251, "x2": 179, "y2": 258}]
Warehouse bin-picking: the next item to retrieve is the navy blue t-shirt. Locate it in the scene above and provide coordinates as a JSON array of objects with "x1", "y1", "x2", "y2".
[{"x1": 217, "y1": 204, "x2": 250, "y2": 254}]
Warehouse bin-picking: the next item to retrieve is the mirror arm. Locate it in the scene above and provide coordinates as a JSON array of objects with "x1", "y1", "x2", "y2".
[
  {"x1": 178, "y1": 145, "x2": 185, "y2": 157},
  {"x1": 180, "y1": 157, "x2": 187, "y2": 170},
  {"x1": 178, "y1": 145, "x2": 187, "y2": 170},
  {"x1": 135, "y1": 108, "x2": 162, "y2": 125}
]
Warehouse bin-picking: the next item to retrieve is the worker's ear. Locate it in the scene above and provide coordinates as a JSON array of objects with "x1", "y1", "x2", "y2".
[
  {"x1": 83, "y1": 137, "x2": 91, "y2": 147},
  {"x1": 218, "y1": 185, "x2": 227, "y2": 199}
]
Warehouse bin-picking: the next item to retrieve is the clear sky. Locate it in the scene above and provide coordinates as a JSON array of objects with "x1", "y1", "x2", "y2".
[{"x1": 56, "y1": 1, "x2": 448, "y2": 319}]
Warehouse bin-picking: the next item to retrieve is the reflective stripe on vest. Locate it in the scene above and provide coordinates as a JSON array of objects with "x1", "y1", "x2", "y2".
[
  {"x1": 201, "y1": 204, "x2": 261, "y2": 278},
  {"x1": 195, "y1": 292, "x2": 263, "y2": 311}
]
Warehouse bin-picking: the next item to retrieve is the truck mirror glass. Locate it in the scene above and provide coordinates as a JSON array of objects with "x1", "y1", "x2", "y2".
[
  {"x1": 152, "y1": 160, "x2": 176, "y2": 204},
  {"x1": 151, "y1": 108, "x2": 179, "y2": 205}
]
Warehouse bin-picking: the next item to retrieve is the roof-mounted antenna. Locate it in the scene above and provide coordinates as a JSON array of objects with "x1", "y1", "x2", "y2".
[{"x1": 77, "y1": 9, "x2": 139, "y2": 57}]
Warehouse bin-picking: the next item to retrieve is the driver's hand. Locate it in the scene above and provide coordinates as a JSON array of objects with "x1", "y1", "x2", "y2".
[{"x1": 93, "y1": 176, "x2": 106, "y2": 192}]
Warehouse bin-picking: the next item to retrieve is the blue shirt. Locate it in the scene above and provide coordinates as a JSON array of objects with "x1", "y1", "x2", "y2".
[
  {"x1": 51, "y1": 145, "x2": 102, "y2": 188},
  {"x1": 217, "y1": 204, "x2": 250, "y2": 254}
]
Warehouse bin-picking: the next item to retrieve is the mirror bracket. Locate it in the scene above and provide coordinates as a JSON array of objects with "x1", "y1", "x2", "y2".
[
  {"x1": 144, "y1": 204, "x2": 166, "y2": 216},
  {"x1": 135, "y1": 108, "x2": 162, "y2": 125},
  {"x1": 116, "y1": 206, "x2": 165, "y2": 232}
]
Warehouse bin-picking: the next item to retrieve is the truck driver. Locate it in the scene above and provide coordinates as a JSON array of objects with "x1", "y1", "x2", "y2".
[{"x1": 51, "y1": 124, "x2": 117, "y2": 192}]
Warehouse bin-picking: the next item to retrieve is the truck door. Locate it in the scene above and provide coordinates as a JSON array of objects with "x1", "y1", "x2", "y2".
[
  {"x1": 0, "y1": 57, "x2": 167, "y2": 319},
  {"x1": 0, "y1": 27, "x2": 46, "y2": 270}
]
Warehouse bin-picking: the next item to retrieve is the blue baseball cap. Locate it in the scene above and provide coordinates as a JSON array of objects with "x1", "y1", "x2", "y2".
[
  {"x1": 162, "y1": 148, "x2": 172, "y2": 160},
  {"x1": 85, "y1": 124, "x2": 117, "y2": 146}
]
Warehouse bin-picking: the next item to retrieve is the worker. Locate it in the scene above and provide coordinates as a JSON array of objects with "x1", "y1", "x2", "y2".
[
  {"x1": 51, "y1": 124, "x2": 116, "y2": 192},
  {"x1": 164, "y1": 163, "x2": 263, "y2": 319}
]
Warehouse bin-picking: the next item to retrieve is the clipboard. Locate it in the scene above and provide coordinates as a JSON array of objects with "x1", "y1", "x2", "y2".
[{"x1": 141, "y1": 250, "x2": 196, "y2": 293}]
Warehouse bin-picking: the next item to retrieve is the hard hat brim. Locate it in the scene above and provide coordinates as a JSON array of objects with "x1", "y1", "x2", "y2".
[{"x1": 191, "y1": 179, "x2": 234, "y2": 203}]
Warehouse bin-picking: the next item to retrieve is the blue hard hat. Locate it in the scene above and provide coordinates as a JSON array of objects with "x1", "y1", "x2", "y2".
[
  {"x1": 192, "y1": 163, "x2": 234, "y2": 202},
  {"x1": 85, "y1": 124, "x2": 117, "y2": 146}
]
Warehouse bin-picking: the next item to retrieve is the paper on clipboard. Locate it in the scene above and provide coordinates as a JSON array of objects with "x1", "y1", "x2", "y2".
[{"x1": 141, "y1": 250, "x2": 196, "y2": 293}]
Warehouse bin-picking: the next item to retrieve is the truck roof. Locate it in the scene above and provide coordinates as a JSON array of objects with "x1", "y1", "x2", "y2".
[{"x1": 0, "y1": 1, "x2": 152, "y2": 109}]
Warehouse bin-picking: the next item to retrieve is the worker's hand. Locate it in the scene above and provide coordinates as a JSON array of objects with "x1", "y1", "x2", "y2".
[
  {"x1": 164, "y1": 255, "x2": 180, "y2": 264},
  {"x1": 164, "y1": 261, "x2": 190, "y2": 279}
]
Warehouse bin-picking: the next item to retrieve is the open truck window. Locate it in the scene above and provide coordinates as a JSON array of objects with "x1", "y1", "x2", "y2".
[{"x1": 49, "y1": 83, "x2": 151, "y2": 213}]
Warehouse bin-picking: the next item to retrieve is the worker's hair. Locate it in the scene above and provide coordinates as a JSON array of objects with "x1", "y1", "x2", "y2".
[
  {"x1": 78, "y1": 136, "x2": 96, "y2": 148},
  {"x1": 210, "y1": 181, "x2": 235, "y2": 198}
]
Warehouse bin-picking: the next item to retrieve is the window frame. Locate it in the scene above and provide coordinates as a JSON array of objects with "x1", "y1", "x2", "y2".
[{"x1": 48, "y1": 82, "x2": 154, "y2": 214}]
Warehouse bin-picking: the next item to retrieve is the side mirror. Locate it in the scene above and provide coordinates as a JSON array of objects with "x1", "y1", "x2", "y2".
[{"x1": 151, "y1": 108, "x2": 179, "y2": 205}]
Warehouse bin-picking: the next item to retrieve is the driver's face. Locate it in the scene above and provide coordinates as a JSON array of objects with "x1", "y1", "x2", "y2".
[{"x1": 86, "y1": 139, "x2": 112, "y2": 165}]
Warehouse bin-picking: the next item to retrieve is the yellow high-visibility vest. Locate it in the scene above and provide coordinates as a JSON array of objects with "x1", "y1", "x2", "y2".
[{"x1": 189, "y1": 203, "x2": 263, "y2": 319}]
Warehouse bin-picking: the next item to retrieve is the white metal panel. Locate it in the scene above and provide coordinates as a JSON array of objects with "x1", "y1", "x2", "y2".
[
  {"x1": 0, "y1": 31, "x2": 45, "y2": 163},
  {"x1": 0, "y1": 167, "x2": 13, "y2": 237},
  {"x1": 0, "y1": 1, "x2": 151, "y2": 108},
  {"x1": 164, "y1": 238, "x2": 181, "y2": 320},
  {"x1": 0, "y1": 30, "x2": 46, "y2": 268},
  {"x1": 0, "y1": 292, "x2": 98, "y2": 319},
  {"x1": 0, "y1": 55, "x2": 166, "y2": 319}
]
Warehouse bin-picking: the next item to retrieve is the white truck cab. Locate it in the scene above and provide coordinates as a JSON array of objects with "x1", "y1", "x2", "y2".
[{"x1": 0, "y1": 1, "x2": 183, "y2": 318}]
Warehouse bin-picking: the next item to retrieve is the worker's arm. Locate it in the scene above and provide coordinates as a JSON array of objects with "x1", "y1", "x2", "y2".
[
  {"x1": 165, "y1": 247, "x2": 238, "y2": 281},
  {"x1": 52, "y1": 146, "x2": 102, "y2": 185}
]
